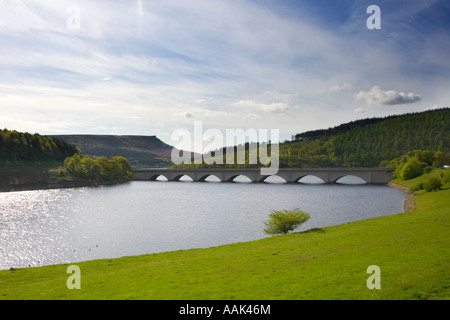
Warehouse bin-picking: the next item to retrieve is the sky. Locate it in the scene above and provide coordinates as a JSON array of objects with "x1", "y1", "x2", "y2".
[{"x1": 1, "y1": 0, "x2": 449, "y2": 152}]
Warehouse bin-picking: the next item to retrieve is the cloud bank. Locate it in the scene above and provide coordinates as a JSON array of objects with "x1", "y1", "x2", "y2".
[{"x1": 356, "y1": 86, "x2": 422, "y2": 105}]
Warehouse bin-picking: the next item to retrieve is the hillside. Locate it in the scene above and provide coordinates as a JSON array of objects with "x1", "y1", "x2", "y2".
[
  {"x1": 170, "y1": 108, "x2": 449, "y2": 169},
  {"x1": 282, "y1": 108, "x2": 449, "y2": 167},
  {"x1": 52, "y1": 135, "x2": 174, "y2": 168}
]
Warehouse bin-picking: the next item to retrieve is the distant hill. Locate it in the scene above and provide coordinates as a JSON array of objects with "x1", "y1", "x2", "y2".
[{"x1": 52, "y1": 135, "x2": 176, "y2": 168}]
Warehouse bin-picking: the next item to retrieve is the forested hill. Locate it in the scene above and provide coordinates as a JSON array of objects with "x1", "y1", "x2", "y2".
[
  {"x1": 281, "y1": 108, "x2": 449, "y2": 167},
  {"x1": 293, "y1": 117, "x2": 386, "y2": 140},
  {"x1": 52, "y1": 135, "x2": 174, "y2": 168},
  {"x1": 172, "y1": 108, "x2": 449, "y2": 169},
  {"x1": 0, "y1": 129, "x2": 78, "y2": 164}
]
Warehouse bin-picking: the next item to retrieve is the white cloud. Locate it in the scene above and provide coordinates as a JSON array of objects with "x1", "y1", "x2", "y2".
[
  {"x1": 243, "y1": 113, "x2": 262, "y2": 121},
  {"x1": 354, "y1": 107, "x2": 369, "y2": 114},
  {"x1": 356, "y1": 86, "x2": 422, "y2": 105},
  {"x1": 179, "y1": 111, "x2": 194, "y2": 118},
  {"x1": 266, "y1": 102, "x2": 290, "y2": 114},
  {"x1": 330, "y1": 82, "x2": 352, "y2": 92},
  {"x1": 233, "y1": 100, "x2": 290, "y2": 115}
]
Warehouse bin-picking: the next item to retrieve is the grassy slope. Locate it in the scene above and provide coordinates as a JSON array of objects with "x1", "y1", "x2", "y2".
[{"x1": 0, "y1": 174, "x2": 449, "y2": 300}]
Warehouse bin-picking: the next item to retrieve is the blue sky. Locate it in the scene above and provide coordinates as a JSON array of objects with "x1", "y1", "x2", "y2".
[{"x1": 0, "y1": 0, "x2": 449, "y2": 151}]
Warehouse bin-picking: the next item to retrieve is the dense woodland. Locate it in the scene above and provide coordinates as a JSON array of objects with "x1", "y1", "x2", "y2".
[
  {"x1": 283, "y1": 108, "x2": 449, "y2": 167},
  {"x1": 172, "y1": 108, "x2": 450, "y2": 169},
  {"x1": 0, "y1": 129, "x2": 78, "y2": 164}
]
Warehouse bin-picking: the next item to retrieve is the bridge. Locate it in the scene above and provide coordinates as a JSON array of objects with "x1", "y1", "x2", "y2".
[{"x1": 131, "y1": 167, "x2": 394, "y2": 184}]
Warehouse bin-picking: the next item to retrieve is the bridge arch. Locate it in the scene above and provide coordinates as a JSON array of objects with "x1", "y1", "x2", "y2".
[
  {"x1": 226, "y1": 174, "x2": 253, "y2": 183},
  {"x1": 297, "y1": 175, "x2": 325, "y2": 184},
  {"x1": 261, "y1": 175, "x2": 286, "y2": 183},
  {"x1": 197, "y1": 174, "x2": 221, "y2": 182},
  {"x1": 147, "y1": 174, "x2": 168, "y2": 181},
  {"x1": 334, "y1": 175, "x2": 367, "y2": 184},
  {"x1": 173, "y1": 174, "x2": 194, "y2": 182},
  {"x1": 291, "y1": 174, "x2": 327, "y2": 184}
]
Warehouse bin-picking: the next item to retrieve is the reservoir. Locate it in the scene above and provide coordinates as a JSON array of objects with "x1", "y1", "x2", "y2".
[{"x1": 0, "y1": 176, "x2": 406, "y2": 270}]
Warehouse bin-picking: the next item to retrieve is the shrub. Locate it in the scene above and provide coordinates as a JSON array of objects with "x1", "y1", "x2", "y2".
[
  {"x1": 443, "y1": 171, "x2": 450, "y2": 184},
  {"x1": 423, "y1": 176, "x2": 442, "y2": 192},
  {"x1": 58, "y1": 169, "x2": 66, "y2": 178},
  {"x1": 413, "y1": 182, "x2": 424, "y2": 191},
  {"x1": 423, "y1": 166, "x2": 433, "y2": 174},
  {"x1": 264, "y1": 208, "x2": 310, "y2": 235}
]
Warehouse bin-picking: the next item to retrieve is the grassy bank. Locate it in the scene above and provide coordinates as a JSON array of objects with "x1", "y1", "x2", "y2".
[{"x1": 0, "y1": 172, "x2": 449, "y2": 300}]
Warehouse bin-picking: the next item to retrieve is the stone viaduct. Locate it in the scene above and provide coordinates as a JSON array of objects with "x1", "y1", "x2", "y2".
[{"x1": 131, "y1": 167, "x2": 394, "y2": 184}]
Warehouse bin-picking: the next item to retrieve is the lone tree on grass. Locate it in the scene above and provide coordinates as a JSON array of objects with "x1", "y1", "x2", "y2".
[{"x1": 263, "y1": 208, "x2": 310, "y2": 235}]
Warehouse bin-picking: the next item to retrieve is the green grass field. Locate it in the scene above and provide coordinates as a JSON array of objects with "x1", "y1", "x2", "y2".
[{"x1": 0, "y1": 171, "x2": 449, "y2": 300}]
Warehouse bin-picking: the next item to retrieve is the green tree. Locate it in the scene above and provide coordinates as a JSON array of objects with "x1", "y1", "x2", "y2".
[
  {"x1": 433, "y1": 151, "x2": 446, "y2": 168},
  {"x1": 89, "y1": 162, "x2": 104, "y2": 181},
  {"x1": 112, "y1": 156, "x2": 132, "y2": 178},
  {"x1": 400, "y1": 158, "x2": 425, "y2": 180},
  {"x1": 64, "y1": 153, "x2": 81, "y2": 175},
  {"x1": 263, "y1": 208, "x2": 310, "y2": 235},
  {"x1": 420, "y1": 150, "x2": 434, "y2": 166}
]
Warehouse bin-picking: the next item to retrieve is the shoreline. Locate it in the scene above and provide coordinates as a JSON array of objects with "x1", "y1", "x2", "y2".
[
  {"x1": 387, "y1": 181, "x2": 415, "y2": 212},
  {"x1": 0, "y1": 179, "x2": 131, "y2": 193},
  {"x1": 0, "y1": 164, "x2": 130, "y2": 193}
]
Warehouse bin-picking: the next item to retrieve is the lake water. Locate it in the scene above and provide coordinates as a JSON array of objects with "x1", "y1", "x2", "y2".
[{"x1": 0, "y1": 176, "x2": 406, "y2": 270}]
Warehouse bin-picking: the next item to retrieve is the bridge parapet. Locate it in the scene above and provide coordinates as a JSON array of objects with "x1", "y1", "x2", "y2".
[{"x1": 131, "y1": 167, "x2": 394, "y2": 184}]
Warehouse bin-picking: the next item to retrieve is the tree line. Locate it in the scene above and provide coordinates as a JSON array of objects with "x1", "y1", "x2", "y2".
[{"x1": 0, "y1": 129, "x2": 78, "y2": 164}]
